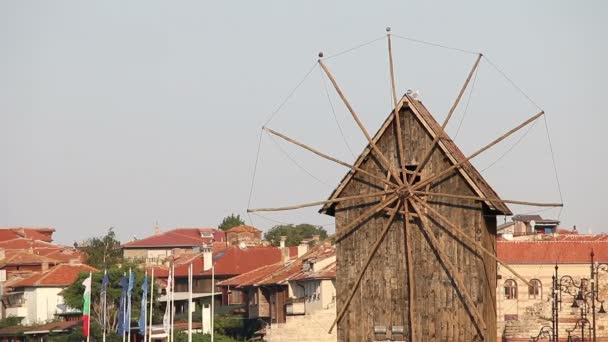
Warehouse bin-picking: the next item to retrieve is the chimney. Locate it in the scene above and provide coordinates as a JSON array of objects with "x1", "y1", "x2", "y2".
[
  {"x1": 42, "y1": 261, "x2": 49, "y2": 272},
  {"x1": 202, "y1": 245, "x2": 213, "y2": 271},
  {"x1": 279, "y1": 236, "x2": 287, "y2": 249},
  {"x1": 297, "y1": 242, "x2": 309, "y2": 258},
  {"x1": 154, "y1": 226, "x2": 161, "y2": 235}
]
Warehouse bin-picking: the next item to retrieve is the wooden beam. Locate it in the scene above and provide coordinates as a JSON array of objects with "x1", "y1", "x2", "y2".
[
  {"x1": 409, "y1": 200, "x2": 487, "y2": 339},
  {"x1": 411, "y1": 196, "x2": 532, "y2": 287},
  {"x1": 328, "y1": 199, "x2": 402, "y2": 334},
  {"x1": 402, "y1": 200, "x2": 417, "y2": 341},
  {"x1": 264, "y1": 127, "x2": 397, "y2": 188},
  {"x1": 411, "y1": 110, "x2": 545, "y2": 192},
  {"x1": 387, "y1": 32, "x2": 407, "y2": 180},
  {"x1": 247, "y1": 190, "x2": 394, "y2": 212},
  {"x1": 408, "y1": 53, "x2": 482, "y2": 186},
  {"x1": 318, "y1": 59, "x2": 404, "y2": 186},
  {"x1": 334, "y1": 194, "x2": 400, "y2": 242},
  {"x1": 414, "y1": 191, "x2": 563, "y2": 208}
]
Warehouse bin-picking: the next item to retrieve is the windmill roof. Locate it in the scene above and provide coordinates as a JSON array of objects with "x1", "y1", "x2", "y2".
[{"x1": 321, "y1": 95, "x2": 511, "y2": 215}]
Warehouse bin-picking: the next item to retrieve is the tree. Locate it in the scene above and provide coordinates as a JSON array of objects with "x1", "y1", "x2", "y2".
[
  {"x1": 81, "y1": 228, "x2": 123, "y2": 270},
  {"x1": 62, "y1": 266, "x2": 160, "y2": 335},
  {"x1": 218, "y1": 214, "x2": 245, "y2": 231},
  {"x1": 264, "y1": 224, "x2": 328, "y2": 247}
]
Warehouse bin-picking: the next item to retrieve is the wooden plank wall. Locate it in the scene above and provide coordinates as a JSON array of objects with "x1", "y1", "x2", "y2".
[{"x1": 334, "y1": 106, "x2": 497, "y2": 341}]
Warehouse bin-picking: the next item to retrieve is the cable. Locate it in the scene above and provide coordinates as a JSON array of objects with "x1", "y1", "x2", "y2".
[
  {"x1": 543, "y1": 115, "x2": 565, "y2": 219},
  {"x1": 453, "y1": 65, "x2": 480, "y2": 140},
  {"x1": 320, "y1": 69, "x2": 357, "y2": 158},
  {"x1": 392, "y1": 34, "x2": 479, "y2": 55},
  {"x1": 323, "y1": 35, "x2": 386, "y2": 60},
  {"x1": 246, "y1": 130, "x2": 264, "y2": 226},
  {"x1": 482, "y1": 55, "x2": 543, "y2": 112},
  {"x1": 480, "y1": 119, "x2": 539, "y2": 173},
  {"x1": 263, "y1": 63, "x2": 318, "y2": 127},
  {"x1": 265, "y1": 130, "x2": 333, "y2": 187}
]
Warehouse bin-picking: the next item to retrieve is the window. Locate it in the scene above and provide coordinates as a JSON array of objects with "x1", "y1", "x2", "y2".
[
  {"x1": 528, "y1": 279, "x2": 542, "y2": 299},
  {"x1": 504, "y1": 279, "x2": 518, "y2": 300},
  {"x1": 504, "y1": 314, "x2": 518, "y2": 321}
]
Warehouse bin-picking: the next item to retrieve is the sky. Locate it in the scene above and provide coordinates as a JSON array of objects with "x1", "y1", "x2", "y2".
[{"x1": 1, "y1": 1, "x2": 607, "y2": 245}]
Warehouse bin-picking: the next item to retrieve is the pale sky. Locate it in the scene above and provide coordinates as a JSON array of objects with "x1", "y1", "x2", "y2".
[{"x1": 1, "y1": 1, "x2": 606, "y2": 245}]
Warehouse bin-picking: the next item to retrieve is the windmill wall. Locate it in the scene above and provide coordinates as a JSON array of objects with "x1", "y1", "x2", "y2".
[{"x1": 332, "y1": 103, "x2": 498, "y2": 341}]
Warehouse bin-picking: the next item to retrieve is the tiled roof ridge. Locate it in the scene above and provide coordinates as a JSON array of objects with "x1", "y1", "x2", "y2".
[{"x1": 5, "y1": 250, "x2": 61, "y2": 264}]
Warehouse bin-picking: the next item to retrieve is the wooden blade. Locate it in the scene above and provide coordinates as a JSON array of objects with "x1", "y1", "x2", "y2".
[
  {"x1": 412, "y1": 110, "x2": 544, "y2": 192},
  {"x1": 411, "y1": 196, "x2": 531, "y2": 287},
  {"x1": 409, "y1": 200, "x2": 487, "y2": 339},
  {"x1": 328, "y1": 199, "x2": 402, "y2": 334},
  {"x1": 387, "y1": 33, "x2": 408, "y2": 180},
  {"x1": 409, "y1": 53, "x2": 482, "y2": 186},
  {"x1": 318, "y1": 59, "x2": 404, "y2": 186},
  {"x1": 247, "y1": 190, "x2": 394, "y2": 213},
  {"x1": 264, "y1": 127, "x2": 397, "y2": 188},
  {"x1": 414, "y1": 191, "x2": 563, "y2": 208},
  {"x1": 334, "y1": 194, "x2": 399, "y2": 242},
  {"x1": 402, "y1": 200, "x2": 416, "y2": 341}
]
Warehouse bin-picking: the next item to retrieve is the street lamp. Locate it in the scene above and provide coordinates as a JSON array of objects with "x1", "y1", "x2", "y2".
[{"x1": 531, "y1": 325, "x2": 552, "y2": 341}]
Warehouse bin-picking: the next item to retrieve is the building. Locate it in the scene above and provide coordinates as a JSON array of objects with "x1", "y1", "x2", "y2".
[
  {"x1": 496, "y1": 234, "x2": 608, "y2": 341},
  {"x1": 0, "y1": 227, "x2": 55, "y2": 243},
  {"x1": 225, "y1": 225, "x2": 263, "y2": 246},
  {"x1": 319, "y1": 94, "x2": 511, "y2": 341},
  {"x1": 3, "y1": 263, "x2": 97, "y2": 325},
  {"x1": 122, "y1": 227, "x2": 225, "y2": 265},
  {"x1": 217, "y1": 240, "x2": 337, "y2": 341},
  {"x1": 497, "y1": 215, "x2": 561, "y2": 236}
]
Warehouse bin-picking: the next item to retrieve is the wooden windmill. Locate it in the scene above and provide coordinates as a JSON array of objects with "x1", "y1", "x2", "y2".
[{"x1": 248, "y1": 28, "x2": 562, "y2": 342}]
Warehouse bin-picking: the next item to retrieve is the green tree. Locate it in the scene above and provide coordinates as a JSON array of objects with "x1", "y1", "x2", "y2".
[
  {"x1": 264, "y1": 224, "x2": 328, "y2": 247},
  {"x1": 218, "y1": 214, "x2": 245, "y2": 231},
  {"x1": 62, "y1": 266, "x2": 161, "y2": 335},
  {"x1": 81, "y1": 228, "x2": 123, "y2": 270}
]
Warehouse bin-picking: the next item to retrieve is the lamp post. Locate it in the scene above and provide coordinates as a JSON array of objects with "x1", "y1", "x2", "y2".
[
  {"x1": 530, "y1": 325, "x2": 552, "y2": 341},
  {"x1": 591, "y1": 251, "x2": 608, "y2": 342}
]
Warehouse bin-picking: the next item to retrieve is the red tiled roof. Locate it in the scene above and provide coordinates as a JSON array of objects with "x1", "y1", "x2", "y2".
[
  {"x1": 0, "y1": 238, "x2": 85, "y2": 264},
  {"x1": 226, "y1": 225, "x2": 261, "y2": 233},
  {"x1": 24, "y1": 320, "x2": 80, "y2": 333},
  {"x1": 11, "y1": 263, "x2": 97, "y2": 287},
  {"x1": 217, "y1": 262, "x2": 287, "y2": 287},
  {"x1": 2, "y1": 250, "x2": 60, "y2": 266},
  {"x1": 497, "y1": 235, "x2": 608, "y2": 264},
  {"x1": 0, "y1": 228, "x2": 55, "y2": 243},
  {"x1": 0, "y1": 238, "x2": 59, "y2": 250},
  {"x1": 122, "y1": 228, "x2": 223, "y2": 248}
]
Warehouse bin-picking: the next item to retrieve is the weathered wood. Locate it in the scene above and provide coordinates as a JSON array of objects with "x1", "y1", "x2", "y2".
[
  {"x1": 387, "y1": 33, "x2": 407, "y2": 179},
  {"x1": 334, "y1": 194, "x2": 399, "y2": 242},
  {"x1": 411, "y1": 196, "x2": 532, "y2": 288},
  {"x1": 318, "y1": 59, "x2": 403, "y2": 186},
  {"x1": 328, "y1": 199, "x2": 402, "y2": 334},
  {"x1": 409, "y1": 200, "x2": 487, "y2": 340},
  {"x1": 402, "y1": 200, "x2": 417, "y2": 341},
  {"x1": 408, "y1": 53, "x2": 482, "y2": 186},
  {"x1": 411, "y1": 110, "x2": 544, "y2": 192},
  {"x1": 414, "y1": 191, "x2": 563, "y2": 208},
  {"x1": 264, "y1": 127, "x2": 397, "y2": 188},
  {"x1": 247, "y1": 189, "x2": 394, "y2": 213}
]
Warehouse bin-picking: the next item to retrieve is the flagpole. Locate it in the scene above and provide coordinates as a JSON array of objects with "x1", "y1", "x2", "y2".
[
  {"x1": 102, "y1": 269, "x2": 107, "y2": 342},
  {"x1": 170, "y1": 263, "x2": 175, "y2": 342},
  {"x1": 127, "y1": 268, "x2": 132, "y2": 342},
  {"x1": 87, "y1": 272, "x2": 92, "y2": 342},
  {"x1": 188, "y1": 263, "x2": 193, "y2": 342},
  {"x1": 142, "y1": 271, "x2": 148, "y2": 342},
  {"x1": 211, "y1": 265, "x2": 214, "y2": 342},
  {"x1": 122, "y1": 272, "x2": 126, "y2": 342},
  {"x1": 148, "y1": 268, "x2": 154, "y2": 342}
]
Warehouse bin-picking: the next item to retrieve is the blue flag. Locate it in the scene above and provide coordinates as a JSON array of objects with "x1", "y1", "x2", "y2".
[
  {"x1": 138, "y1": 274, "x2": 148, "y2": 335},
  {"x1": 126, "y1": 270, "x2": 135, "y2": 334},
  {"x1": 117, "y1": 275, "x2": 128, "y2": 336},
  {"x1": 100, "y1": 271, "x2": 110, "y2": 293},
  {"x1": 100, "y1": 271, "x2": 110, "y2": 328}
]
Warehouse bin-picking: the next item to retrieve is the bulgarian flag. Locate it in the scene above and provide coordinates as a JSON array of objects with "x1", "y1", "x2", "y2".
[{"x1": 82, "y1": 273, "x2": 92, "y2": 337}]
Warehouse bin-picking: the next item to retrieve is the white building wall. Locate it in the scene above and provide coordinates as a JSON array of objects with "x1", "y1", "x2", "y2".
[{"x1": 22, "y1": 287, "x2": 64, "y2": 325}]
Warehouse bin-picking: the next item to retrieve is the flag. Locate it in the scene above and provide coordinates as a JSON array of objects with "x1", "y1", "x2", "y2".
[
  {"x1": 82, "y1": 273, "x2": 92, "y2": 337},
  {"x1": 138, "y1": 273, "x2": 148, "y2": 335},
  {"x1": 100, "y1": 271, "x2": 109, "y2": 328},
  {"x1": 117, "y1": 275, "x2": 128, "y2": 335},
  {"x1": 126, "y1": 270, "x2": 135, "y2": 336},
  {"x1": 163, "y1": 267, "x2": 172, "y2": 334}
]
